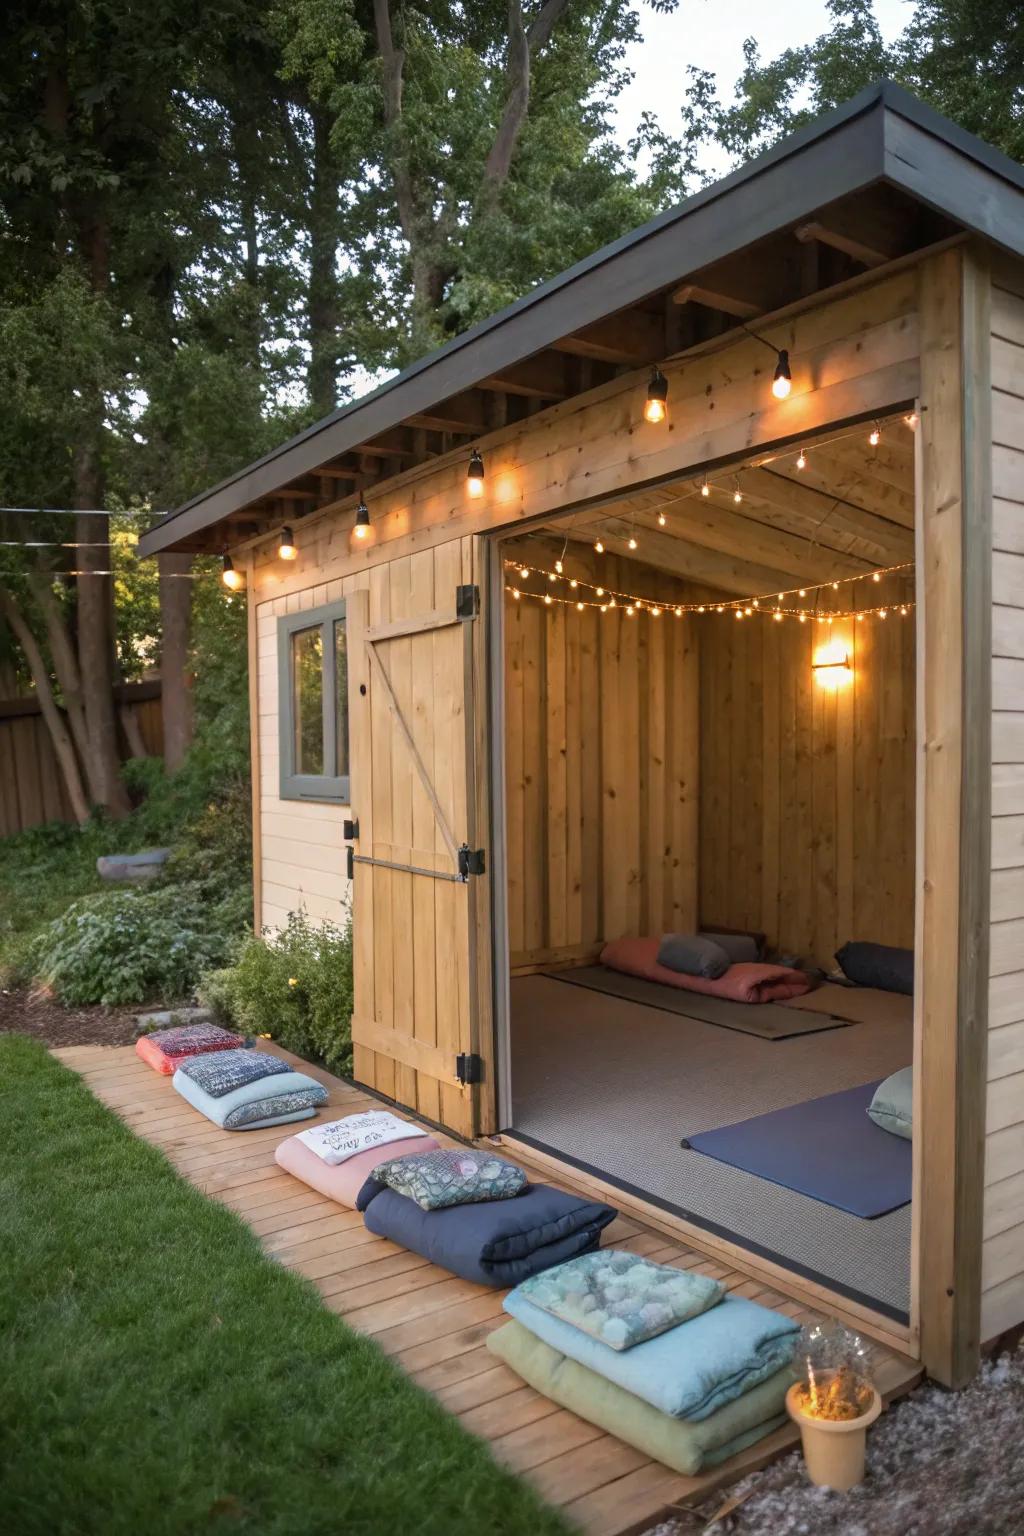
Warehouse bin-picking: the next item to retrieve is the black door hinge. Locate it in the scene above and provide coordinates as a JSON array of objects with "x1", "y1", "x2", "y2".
[
  {"x1": 455, "y1": 1052, "x2": 483, "y2": 1085},
  {"x1": 456, "y1": 583, "x2": 480, "y2": 620},
  {"x1": 457, "y1": 843, "x2": 486, "y2": 880},
  {"x1": 346, "y1": 845, "x2": 355, "y2": 880}
]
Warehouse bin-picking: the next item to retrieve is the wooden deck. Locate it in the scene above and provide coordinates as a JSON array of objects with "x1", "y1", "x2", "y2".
[{"x1": 54, "y1": 1042, "x2": 923, "y2": 1535}]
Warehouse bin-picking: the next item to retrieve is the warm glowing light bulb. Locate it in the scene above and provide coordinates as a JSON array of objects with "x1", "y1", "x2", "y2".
[
  {"x1": 512, "y1": 588, "x2": 521, "y2": 600},
  {"x1": 651, "y1": 607, "x2": 661, "y2": 617},
  {"x1": 349, "y1": 499, "x2": 377, "y2": 550},
  {"x1": 278, "y1": 526, "x2": 297, "y2": 561},
  {"x1": 644, "y1": 367, "x2": 668, "y2": 424},
  {"x1": 626, "y1": 605, "x2": 635, "y2": 616},
  {"x1": 701, "y1": 482, "x2": 710, "y2": 498},
  {"x1": 813, "y1": 640, "x2": 852, "y2": 688},
  {"x1": 774, "y1": 610, "x2": 783, "y2": 622},
  {"x1": 576, "y1": 601, "x2": 584, "y2": 611},
  {"x1": 467, "y1": 449, "x2": 485, "y2": 497},
  {"x1": 733, "y1": 488, "x2": 742, "y2": 504},
  {"x1": 745, "y1": 607, "x2": 753, "y2": 616},
  {"x1": 594, "y1": 540, "x2": 604, "y2": 554},
  {"x1": 569, "y1": 579, "x2": 578, "y2": 589},
  {"x1": 519, "y1": 566, "x2": 529, "y2": 579},
  {"x1": 905, "y1": 411, "x2": 919, "y2": 428},
  {"x1": 752, "y1": 599, "x2": 759, "y2": 608},
  {"x1": 628, "y1": 536, "x2": 638, "y2": 550},
  {"x1": 555, "y1": 558, "x2": 563, "y2": 574},
  {"x1": 796, "y1": 451, "x2": 807, "y2": 470},
  {"x1": 869, "y1": 426, "x2": 881, "y2": 447},
  {"x1": 596, "y1": 587, "x2": 604, "y2": 596},
  {"x1": 544, "y1": 593, "x2": 553, "y2": 605},
  {"x1": 658, "y1": 512, "x2": 666, "y2": 525},
  {"x1": 799, "y1": 589, "x2": 807, "y2": 598},
  {"x1": 735, "y1": 610, "x2": 743, "y2": 620},
  {"x1": 879, "y1": 608, "x2": 888, "y2": 619},
  {"x1": 548, "y1": 571, "x2": 557, "y2": 582},
  {"x1": 799, "y1": 613, "x2": 806, "y2": 623},
  {"x1": 872, "y1": 572, "x2": 881, "y2": 582},
  {"x1": 221, "y1": 556, "x2": 243, "y2": 591},
  {"x1": 772, "y1": 349, "x2": 792, "y2": 399}
]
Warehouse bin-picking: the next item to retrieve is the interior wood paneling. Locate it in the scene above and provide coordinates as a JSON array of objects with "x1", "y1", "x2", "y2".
[{"x1": 697, "y1": 608, "x2": 916, "y2": 966}]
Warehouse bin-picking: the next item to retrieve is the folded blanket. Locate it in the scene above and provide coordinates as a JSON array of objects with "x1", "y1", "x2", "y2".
[
  {"x1": 488, "y1": 1321, "x2": 792, "y2": 1475},
  {"x1": 177, "y1": 1048, "x2": 290, "y2": 1097},
  {"x1": 297, "y1": 1110, "x2": 430, "y2": 1165},
  {"x1": 601, "y1": 938, "x2": 812, "y2": 1004},
  {"x1": 276, "y1": 1133, "x2": 442, "y2": 1207},
  {"x1": 135, "y1": 1023, "x2": 243, "y2": 1075},
  {"x1": 173, "y1": 1053, "x2": 328, "y2": 1130},
  {"x1": 503, "y1": 1290, "x2": 799, "y2": 1420},
  {"x1": 356, "y1": 1181, "x2": 617, "y2": 1287}
]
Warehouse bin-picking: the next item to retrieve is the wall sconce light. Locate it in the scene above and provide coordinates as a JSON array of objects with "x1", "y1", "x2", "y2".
[
  {"x1": 278, "y1": 526, "x2": 297, "y2": 561},
  {"x1": 813, "y1": 640, "x2": 852, "y2": 688},
  {"x1": 221, "y1": 555, "x2": 244, "y2": 591},
  {"x1": 349, "y1": 498, "x2": 377, "y2": 551},
  {"x1": 644, "y1": 367, "x2": 669, "y2": 424},
  {"x1": 467, "y1": 449, "x2": 485, "y2": 497}
]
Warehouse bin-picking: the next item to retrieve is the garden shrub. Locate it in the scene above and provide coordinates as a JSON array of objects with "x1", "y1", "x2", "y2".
[
  {"x1": 29, "y1": 881, "x2": 248, "y2": 1007},
  {"x1": 200, "y1": 911, "x2": 354, "y2": 1076}
]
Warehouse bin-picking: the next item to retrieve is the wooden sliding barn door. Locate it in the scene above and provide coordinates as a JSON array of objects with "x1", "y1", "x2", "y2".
[{"x1": 346, "y1": 540, "x2": 494, "y2": 1139}]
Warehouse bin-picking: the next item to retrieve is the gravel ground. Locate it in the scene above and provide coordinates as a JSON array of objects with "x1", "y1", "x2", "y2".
[
  {"x1": 0, "y1": 989, "x2": 140, "y2": 1048},
  {"x1": 652, "y1": 1343, "x2": 1024, "y2": 1536}
]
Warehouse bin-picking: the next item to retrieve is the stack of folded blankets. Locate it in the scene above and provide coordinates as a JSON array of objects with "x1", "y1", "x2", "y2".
[
  {"x1": 352, "y1": 1145, "x2": 616, "y2": 1286},
  {"x1": 172, "y1": 1047, "x2": 328, "y2": 1130},
  {"x1": 136, "y1": 1021, "x2": 243, "y2": 1075},
  {"x1": 488, "y1": 1252, "x2": 800, "y2": 1475}
]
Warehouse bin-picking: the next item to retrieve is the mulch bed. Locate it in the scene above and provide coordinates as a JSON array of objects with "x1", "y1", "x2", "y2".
[{"x1": 0, "y1": 990, "x2": 140, "y2": 1049}]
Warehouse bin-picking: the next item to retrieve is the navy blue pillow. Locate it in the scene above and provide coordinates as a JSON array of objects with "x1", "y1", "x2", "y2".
[{"x1": 836, "y1": 941, "x2": 914, "y2": 996}]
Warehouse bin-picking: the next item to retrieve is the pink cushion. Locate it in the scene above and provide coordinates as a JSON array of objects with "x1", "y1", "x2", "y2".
[
  {"x1": 275, "y1": 1133, "x2": 442, "y2": 1207},
  {"x1": 135, "y1": 1025, "x2": 243, "y2": 1075},
  {"x1": 600, "y1": 938, "x2": 813, "y2": 1003}
]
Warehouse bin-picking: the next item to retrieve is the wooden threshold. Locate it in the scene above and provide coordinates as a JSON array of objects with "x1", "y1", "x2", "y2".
[
  {"x1": 54, "y1": 1044, "x2": 921, "y2": 1536},
  {"x1": 493, "y1": 1133, "x2": 916, "y2": 1361}
]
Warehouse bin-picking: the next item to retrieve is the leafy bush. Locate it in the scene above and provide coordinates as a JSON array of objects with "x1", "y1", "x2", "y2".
[
  {"x1": 29, "y1": 882, "x2": 249, "y2": 1007},
  {"x1": 200, "y1": 911, "x2": 354, "y2": 1076}
]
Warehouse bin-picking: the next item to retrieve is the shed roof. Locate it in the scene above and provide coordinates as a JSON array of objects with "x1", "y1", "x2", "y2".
[{"x1": 140, "y1": 81, "x2": 1024, "y2": 557}]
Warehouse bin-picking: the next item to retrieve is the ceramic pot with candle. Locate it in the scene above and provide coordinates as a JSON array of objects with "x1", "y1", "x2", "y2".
[{"x1": 787, "y1": 1321, "x2": 881, "y2": 1490}]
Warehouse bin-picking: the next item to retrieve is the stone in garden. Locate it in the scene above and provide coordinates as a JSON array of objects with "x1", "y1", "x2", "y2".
[
  {"x1": 134, "y1": 1004, "x2": 214, "y2": 1036},
  {"x1": 96, "y1": 849, "x2": 170, "y2": 883}
]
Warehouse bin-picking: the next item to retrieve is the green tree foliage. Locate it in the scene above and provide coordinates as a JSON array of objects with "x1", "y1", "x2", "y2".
[{"x1": 681, "y1": 0, "x2": 1024, "y2": 166}]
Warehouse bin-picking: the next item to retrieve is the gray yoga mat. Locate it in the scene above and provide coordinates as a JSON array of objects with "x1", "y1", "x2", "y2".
[
  {"x1": 544, "y1": 966, "x2": 848, "y2": 1040},
  {"x1": 685, "y1": 1080, "x2": 913, "y2": 1219}
]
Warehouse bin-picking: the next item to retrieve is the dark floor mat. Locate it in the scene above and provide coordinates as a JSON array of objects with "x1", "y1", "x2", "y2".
[{"x1": 544, "y1": 966, "x2": 849, "y2": 1040}]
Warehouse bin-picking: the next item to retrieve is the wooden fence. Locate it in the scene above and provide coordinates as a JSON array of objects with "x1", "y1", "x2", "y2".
[{"x1": 0, "y1": 681, "x2": 163, "y2": 837}]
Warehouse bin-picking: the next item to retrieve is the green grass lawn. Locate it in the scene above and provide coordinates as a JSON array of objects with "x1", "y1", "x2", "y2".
[{"x1": 0, "y1": 1037, "x2": 570, "y2": 1536}]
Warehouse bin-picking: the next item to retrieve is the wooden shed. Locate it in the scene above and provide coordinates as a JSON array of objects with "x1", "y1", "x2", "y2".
[{"x1": 141, "y1": 82, "x2": 1024, "y2": 1395}]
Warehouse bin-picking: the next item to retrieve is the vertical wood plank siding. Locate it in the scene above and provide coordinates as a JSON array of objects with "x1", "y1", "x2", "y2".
[{"x1": 981, "y1": 255, "x2": 1024, "y2": 1344}]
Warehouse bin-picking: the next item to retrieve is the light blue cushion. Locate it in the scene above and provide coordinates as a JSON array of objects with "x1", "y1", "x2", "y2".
[
  {"x1": 516, "y1": 1252, "x2": 723, "y2": 1350},
  {"x1": 173, "y1": 1063, "x2": 327, "y2": 1130},
  {"x1": 867, "y1": 1066, "x2": 913, "y2": 1139},
  {"x1": 503, "y1": 1290, "x2": 799, "y2": 1420}
]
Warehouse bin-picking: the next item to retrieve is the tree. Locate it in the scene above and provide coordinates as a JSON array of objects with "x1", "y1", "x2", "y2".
[{"x1": 680, "y1": 0, "x2": 1024, "y2": 167}]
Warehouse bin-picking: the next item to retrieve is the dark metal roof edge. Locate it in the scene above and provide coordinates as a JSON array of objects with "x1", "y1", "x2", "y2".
[{"x1": 140, "y1": 81, "x2": 1024, "y2": 556}]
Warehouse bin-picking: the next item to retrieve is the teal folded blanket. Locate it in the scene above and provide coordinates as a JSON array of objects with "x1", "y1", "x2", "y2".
[{"x1": 503, "y1": 1289, "x2": 799, "y2": 1421}]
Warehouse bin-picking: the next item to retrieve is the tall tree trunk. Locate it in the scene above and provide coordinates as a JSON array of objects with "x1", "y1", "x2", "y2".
[
  {"x1": 31, "y1": 574, "x2": 99, "y2": 799},
  {"x1": 74, "y1": 497, "x2": 131, "y2": 818},
  {"x1": 308, "y1": 105, "x2": 341, "y2": 418},
  {"x1": 159, "y1": 552, "x2": 194, "y2": 772},
  {"x1": 0, "y1": 587, "x2": 90, "y2": 825}
]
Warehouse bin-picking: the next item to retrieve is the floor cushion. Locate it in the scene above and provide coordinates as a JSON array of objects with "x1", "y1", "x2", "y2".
[
  {"x1": 601, "y1": 937, "x2": 812, "y2": 1004},
  {"x1": 357, "y1": 1181, "x2": 617, "y2": 1287},
  {"x1": 275, "y1": 1132, "x2": 441, "y2": 1207},
  {"x1": 502, "y1": 1290, "x2": 799, "y2": 1420},
  {"x1": 489, "y1": 1321, "x2": 792, "y2": 1475},
  {"x1": 296, "y1": 1110, "x2": 432, "y2": 1165},
  {"x1": 173, "y1": 1048, "x2": 328, "y2": 1130},
  {"x1": 135, "y1": 1023, "x2": 243, "y2": 1075},
  {"x1": 515, "y1": 1251, "x2": 723, "y2": 1350},
  {"x1": 362, "y1": 1148, "x2": 527, "y2": 1211},
  {"x1": 868, "y1": 1065, "x2": 913, "y2": 1139},
  {"x1": 656, "y1": 934, "x2": 730, "y2": 979}
]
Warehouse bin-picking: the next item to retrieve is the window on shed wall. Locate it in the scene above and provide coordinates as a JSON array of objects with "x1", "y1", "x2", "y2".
[{"x1": 278, "y1": 600, "x2": 350, "y2": 802}]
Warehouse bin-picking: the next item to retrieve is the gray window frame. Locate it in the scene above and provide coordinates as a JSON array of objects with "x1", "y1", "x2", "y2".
[{"x1": 277, "y1": 599, "x2": 350, "y2": 803}]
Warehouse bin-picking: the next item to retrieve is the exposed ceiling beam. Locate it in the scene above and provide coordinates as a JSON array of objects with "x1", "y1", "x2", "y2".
[
  {"x1": 671, "y1": 282, "x2": 761, "y2": 318},
  {"x1": 406, "y1": 389, "x2": 488, "y2": 433},
  {"x1": 796, "y1": 219, "x2": 895, "y2": 270},
  {"x1": 552, "y1": 308, "x2": 664, "y2": 365},
  {"x1": 558, "y1": 518, "x2": 796, "y2": 597},
  {"x1": 478, "y1": 355, "x2": 568, "y2": 399}
]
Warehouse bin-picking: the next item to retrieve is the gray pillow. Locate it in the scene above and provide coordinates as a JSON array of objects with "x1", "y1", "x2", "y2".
[
  {"x1": 700, "y1": 931, "x2": 759, "y2": 964},
  {"x1": 867, "y1": 1067, "x2": 913, "y2": 1139},
  {"x1": 836, "y1": 941, "x2": 914, "y2": 995},
  {"x1": 657, "y1": 933, "x2": 731, "y2": 979}
]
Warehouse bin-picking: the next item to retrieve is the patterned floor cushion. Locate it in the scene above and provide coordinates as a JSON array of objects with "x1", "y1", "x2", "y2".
[
  {"x1": 172, "y1": 1048, "x2": 328, "y2": 1130},
  {"x1": 275, "y1": 1131, "x2": 442, "y2": 1207},
  {"x1": 136, "y1": 1023, "x2": 243, "y2": 1075}
]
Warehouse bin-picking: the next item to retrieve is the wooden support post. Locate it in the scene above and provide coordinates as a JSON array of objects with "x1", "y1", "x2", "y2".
[
  {"x1": 245, "y1": 556, "x2": 263, "y2": 936},
  {"x1": 913, "y1": 246, "x2": 992, "y2": 1387}
]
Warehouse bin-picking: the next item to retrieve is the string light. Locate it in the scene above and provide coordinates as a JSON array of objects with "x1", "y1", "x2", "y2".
[
  {"x1": 221, "y1": 555, "x2": 244, "y2": 591},
  {"x1": 772, "y1": 349, "x2": 792, "y2": 399},
  {"x1": 905, "y1": 411, "x2": 919, "y2": 428},
  {"x1": 554, "y1": 557, "x2": 563, "y2": 574},
  {"x1": 594, "y1": 539, "x2": 604, "y2": 553},
  {"x1": 503, "y1": 555, "x2": 914, "y2": 623},
  {"x1": 467, "y1": 448, "x2": 485, "y2": 497},
  {"x1": 796, "y1": 450, "x2": 807, "y2": 470},
  {"x1": 278, "y1": 526, "x2": 297, "y2": 561},
  {"x1": 869, "y1": 423, "x2": 881, "y2": 447},
  {"x1": 628, "y1": 535, "x2": 638, "y2": 551},
  {"x1": 658, "y1": 512, "x2": 667, "y2": 525},
  {"x1": 644, "y1": 367, "x2": 669, "y2": 425},
  {"x1": 733, "y1": 481, "x2": 743, "y2": 504},
  {"x1": 349, "y1": 497, "x2": 376, "y2": 551},
  {"x1": 701, "y1": 479, "x2": 710, "y2": 498}
]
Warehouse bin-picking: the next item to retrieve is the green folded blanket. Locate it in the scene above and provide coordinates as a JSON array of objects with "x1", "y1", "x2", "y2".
[{"x1": 488, "y1": 1321, "x2": 793, "y2": 1476}]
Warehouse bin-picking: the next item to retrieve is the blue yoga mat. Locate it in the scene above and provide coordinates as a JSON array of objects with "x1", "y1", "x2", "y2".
[{"x1": 685, "y1": 1080, "x2": 912, "y2": 1219}]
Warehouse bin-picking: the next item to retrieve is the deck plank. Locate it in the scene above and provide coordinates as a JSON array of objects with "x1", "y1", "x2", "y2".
[{"x1": 53, "y1": 1043, "x2": 922, "y2": 1536}]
